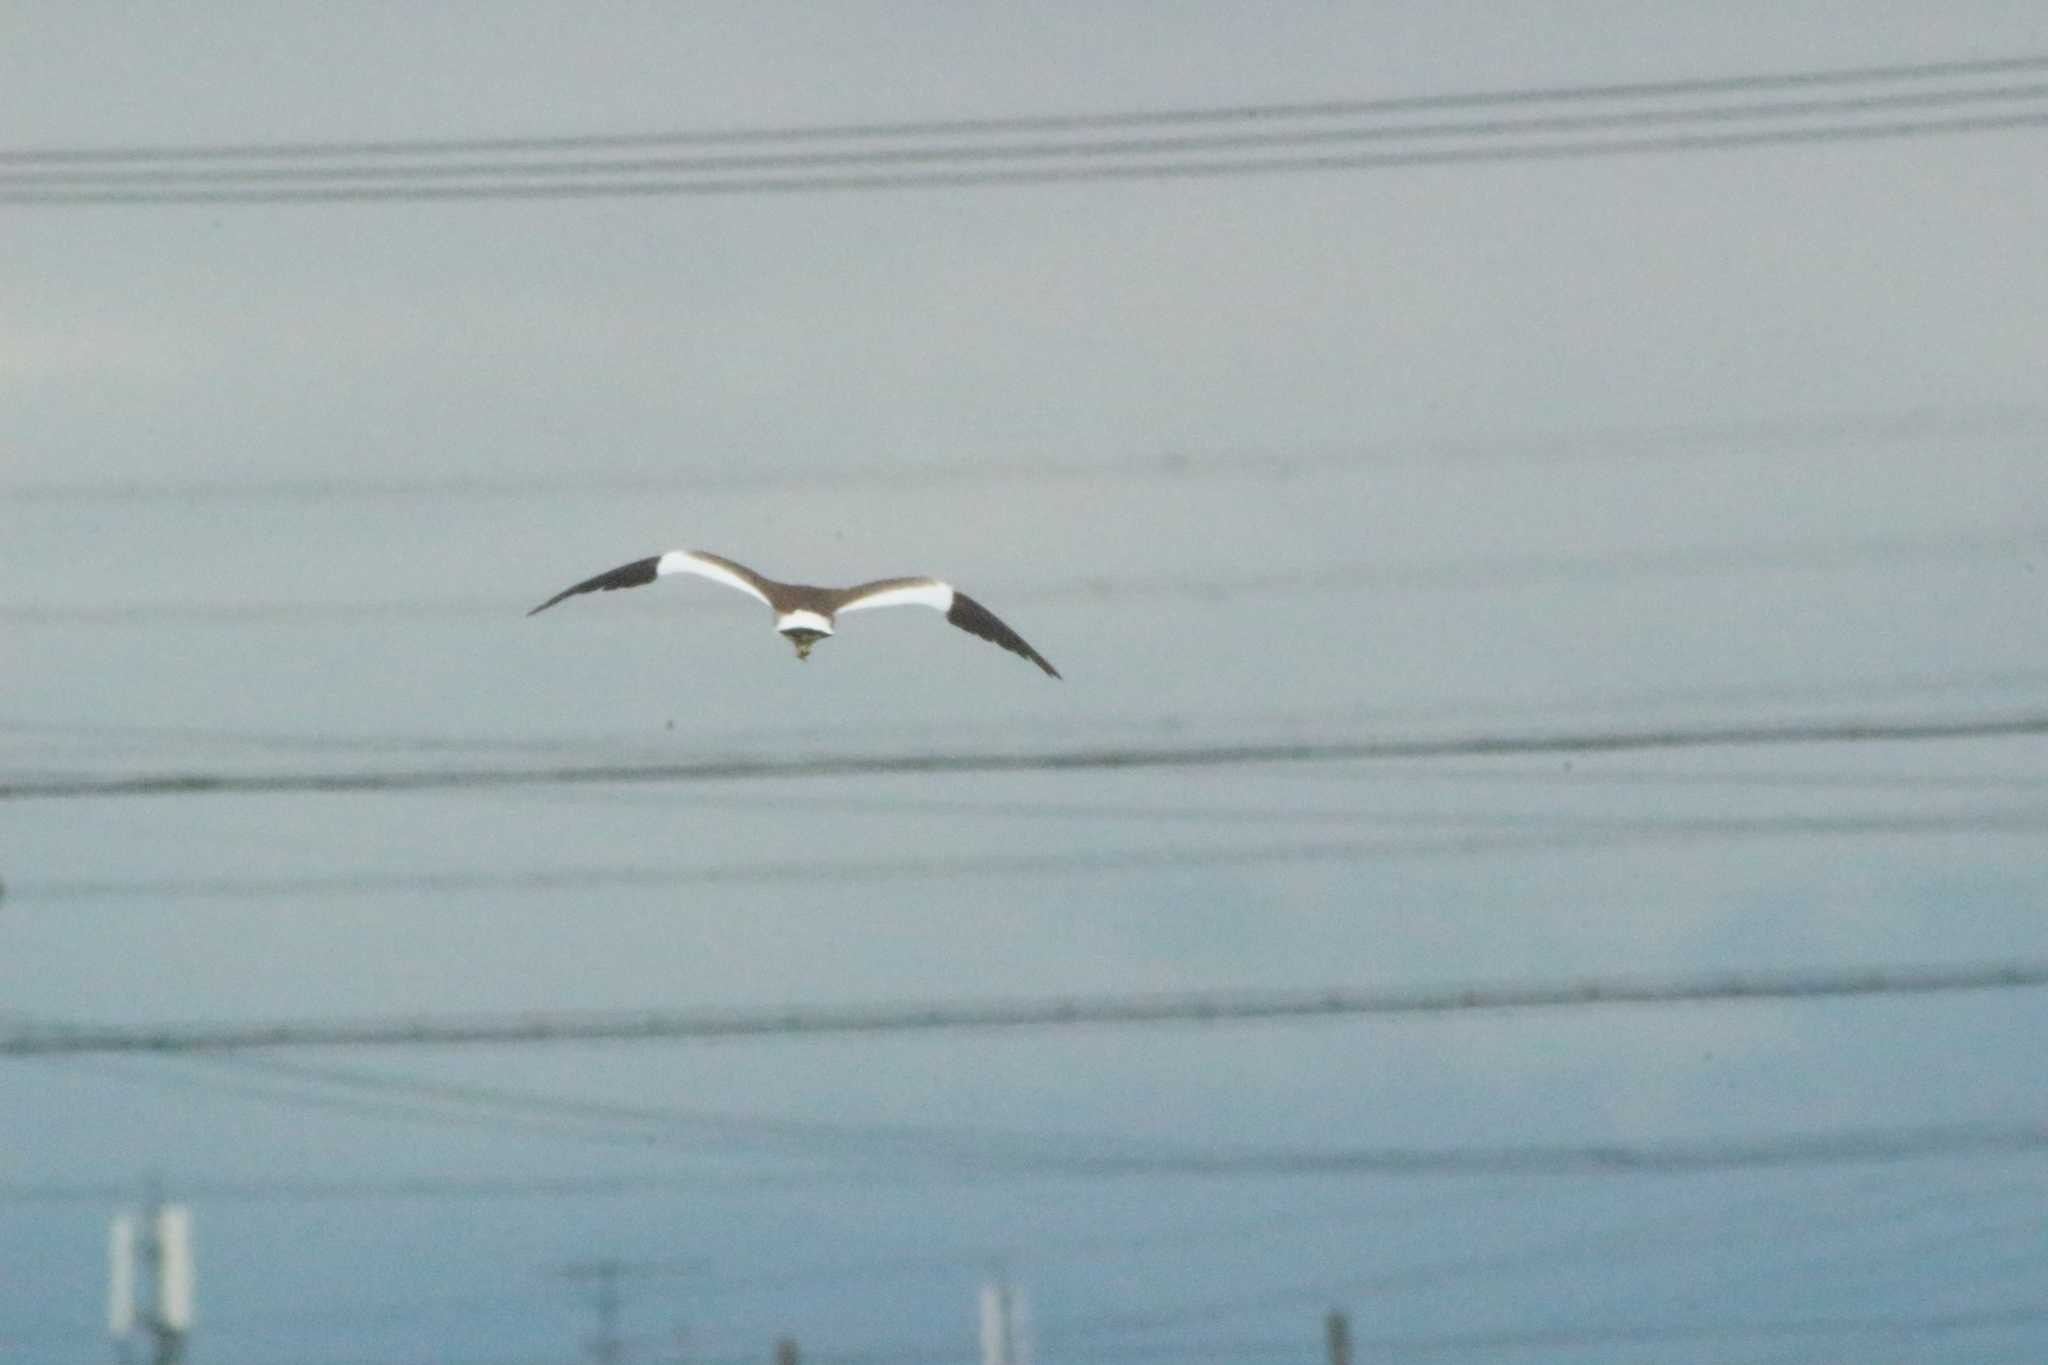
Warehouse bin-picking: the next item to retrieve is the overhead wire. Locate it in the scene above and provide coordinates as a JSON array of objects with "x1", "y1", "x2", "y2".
[
  {"x1": 13, "y1": 1015, "x2": 2046, "y2": 1353},
  {"x1": 9, "y1": 111, "x2": 2046, "y2": 204},
  {"x1": 0, "y1": 1169, "x2": 743, "y2": 1207},
  {"x1": 625, "y1": 1297, "x2": 2048, "y2": 1365},
  {"x1": 4, "y1": 709, "x2": 2043, "y2": 801},
  {"x1": 1277, "y1": 762, "x2": 2048, "y2": 793},
  {"x1": 1047, "y1": 1290, "x2": 2048, "y2": 1363},
  {"x1": 11, "y1": 1050, "x2": 736, "y2": 1155},
  {"x1": 0, "y1": 1003, "x2": 1131, "y2": 1176},
  {"x1": 7, "y1": 1042, "x2": 1671, "y2": 1282},
  {"x1": 26, "y1": 783, "x2": 2040, "y2": 841},
  {"x1": 6, "y1": 401, "x2": 2042, "y2": 504},
  {"x1": 5, "y1": 664, "x2": 2044, "y2": 769},
  {"x1": 14, "y1": 807, "x2": 2048, "y2": 906},
  {"x1": 5, "y1": 521, "x2": 2041, "y2": 627},
  {"x1": 9, "y1": 81, "x2": 2048, "y2": 193},
  {"x1": 1032, "y1": 1176, "x2": 2046, "y2": 1343},
  {"x1": 9, "y1": 1167, "x2": 2043, "y2": 1360},
  {"x1": 11, "y1": 52, "x2": 2047, "y2": 165},
  {"x1": 4, "y1": 959, "x2": 2043, "y2": 1055},
  {"x1": 0, "y1": 1018, "x2": 1562, "y2": 1183},
  {"x1": 7, "y1": 1041, "x2": 1152, "y2": 1182},
  {"x1": 5, "y1": 55, "x2": 2048, "y2": 204},
  {"x1": 22, "y1": 1306, "x2": 2048, "y2": 1365},
  {"x1": 68, "y1": 1167, "x2": 2019, "y2": 1342},
  {"x1": 12, "y1": 1165, "x2": 2007, "y2": 1363},
  {"x1": 1632, "y1": 1198, "x2": 2048, "y2": 1336},
  {"x1": 12, "y1": 1038, "x2": 2048, "y2": 1177},
  {"x1": 198, "y1": 1054, "x2": 1220, "y2": 1168},
  {"x1": 1037, "y1": 1305, "x2": 2048, "y2": 1357}
]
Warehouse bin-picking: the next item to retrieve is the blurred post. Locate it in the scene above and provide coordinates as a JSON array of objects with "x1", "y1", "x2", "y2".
[
  {"x1": 108, "y1": 1189, "x2": 194, "y2": 1365},
  {"x1": 979, "y1": 1280, "x2": 1031, "y2": 1365},
  {"x1": 1325, "y1": 1309, "x2": 1351, "y2": 1365},
  {"x1": 564, "y1": 1258, "x2": 625, "y2": 1365}
]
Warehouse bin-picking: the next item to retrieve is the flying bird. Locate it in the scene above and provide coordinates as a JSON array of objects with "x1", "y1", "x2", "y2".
[{"x1": 528, "y1": 549, "x2": 1060, "y2": 678}]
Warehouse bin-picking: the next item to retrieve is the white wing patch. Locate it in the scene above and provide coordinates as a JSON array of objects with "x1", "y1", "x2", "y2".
[
  {"x1": 657, "y1": 550, "x2": 772, "y2": 607},
  {"x1": 836, "y1": 580, "x2": 955, "y2": 614},
  {"x1": 776, "y1": 609, "x2": 834, "y2": 635}
]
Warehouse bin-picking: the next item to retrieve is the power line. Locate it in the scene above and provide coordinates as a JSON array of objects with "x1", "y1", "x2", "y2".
[
  {"x1": 19, "y1": 1039, "x2": 1157, "y2": 1178},
  {"x1": 14, "y1": 1049, "x2": 729, "y2": 1153},
  {"x1": 9, "y1": 1177, "x2": 2047, "y2": 1359},
  {"x1": 0, "y1": 1047, "x2": 1415, "y2": 1186},
  {"x1": 21, "y1": 997, "x2": 2045, "y2": 1193},
  {"x1": 7, "y1": 522, "x2": 2041, "y2": 627},
  {"x1": 4, "y1": 959, "x2": 2042, "y2": 1056},
  {"x1": 16, "y1": 808, "x2": 2047, "y2": 905},
  {"x1": 93, "y1": 1179, "x2": 2048, "y2": 1351},
  {"x1": 528, "y1": 768, "x2": 2048, "y2": 805},
  {"x1": 31, "y1": 1300, "x2": 2048, "y2": 1365},
  {"x1": 15, "y1": 1056, "x2": 2048, "y2": 1181},
  {"x1": 13, "y1": 81, "x2": 2048, "y2": 193},
  {"x1": 200, "y1": 1054, "x2": 1208, "y2": 1167},
  {"x1": 11, "y1": 52, "x2": 2046, "y2": 165},
  {"x1": 7, "y1": 402, "x2": 2042, "y2": 504},
  {"x1": 28, "y1": 1299, "x2": 2048, "y2": 1365},
  {"x1": 1034, "y1": 1179, "x2": 2048, "y2": 1342},
  {"x1": 9, "y1": 108, "x2": 2046, "y2": 205},
  {"x1": 0, "y1": 1172, "x2": 731, "y2": 1207},
  {"x1": 22, "y1": 1043, "x2": 2048, "y2": 1201},
  {"x1": 31, "y1": 1051, "x2": 1064, "y2": 1176},
  {"x1": 1033, "y1": 1305, "x2": 2048, "y2": 1357},
  {"x1": 3, "y1": 1165, "x2": 1978, "y2": 1344},
  {"x1": 617, "y1": 1298, "x2": 2048, "y2": 1365},
  {"x1": 5, "y1": 710, "x2": 2044, "y2": 801},
  {"x1": 6, "y1": 663, "x2": 2045, "y2": 766},
  {"x1": 1625, "y1": 1188, "x2": 2048, "y2": 1335},
  {"x1": 1, "y1": 1009, "x2": 909, "y2": 1163}
]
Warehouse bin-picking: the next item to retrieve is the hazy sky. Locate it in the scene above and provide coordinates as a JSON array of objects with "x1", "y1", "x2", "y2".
[{"x1": 4, "y1": 6, "x2": 2047, "y2": 1364}]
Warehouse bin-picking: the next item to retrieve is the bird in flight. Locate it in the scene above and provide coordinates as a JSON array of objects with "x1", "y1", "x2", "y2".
[{"x1": 529, "y1": 549, "x2": 1060, "y2": 678}]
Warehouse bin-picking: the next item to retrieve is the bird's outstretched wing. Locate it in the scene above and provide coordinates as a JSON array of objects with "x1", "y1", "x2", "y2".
[
  {"x1": 528, "y1": 550, "x2": 775, "y2": 616},
  {"x1": 834, "y1": 577, "x2": 1061, "y2": 678}
]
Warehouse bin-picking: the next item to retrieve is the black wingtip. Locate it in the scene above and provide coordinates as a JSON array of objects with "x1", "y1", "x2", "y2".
[
  {"x1": 526, "y1": 556, "x2": 663, "y2": 618},
  {"x1": 947, "y1": 592, "x2": 1061, "y2": 678}
]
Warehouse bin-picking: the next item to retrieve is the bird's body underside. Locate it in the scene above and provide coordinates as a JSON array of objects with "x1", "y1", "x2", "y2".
[
  {"x1": 528, "y1": 549, "x2": 1060, "y2": 678},
  {"x1": 777, "y1": 611, "x2": 832, "y2": 660}
]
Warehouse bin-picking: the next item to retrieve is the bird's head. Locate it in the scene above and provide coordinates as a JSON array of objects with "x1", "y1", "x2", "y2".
[{"x1": 781, "y1": 627, "x2": 829, "y2": 661}]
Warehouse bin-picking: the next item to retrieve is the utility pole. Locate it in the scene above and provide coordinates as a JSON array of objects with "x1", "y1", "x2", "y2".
[
  {"x1": 1325, "y1": 1310, "x2": 1351, "y2": 1365},
  {"x1": 109, "y1": 1189, "x2": 194, "y2": 1365},
  {"x1": 559, "y1": 1254, "x2": 707, "y2": 1365},
  {"x1": 564, "y1": 1258, "x2": 626, "y2": 1365},
  {"x1": 978, "y1": 1277, "x2": 1031, "y2": 1365}
]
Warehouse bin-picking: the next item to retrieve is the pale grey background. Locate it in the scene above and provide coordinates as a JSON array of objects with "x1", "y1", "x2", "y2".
[{"x1": 3, "y1": 5, "x2": 2046, "y2": 1363}]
